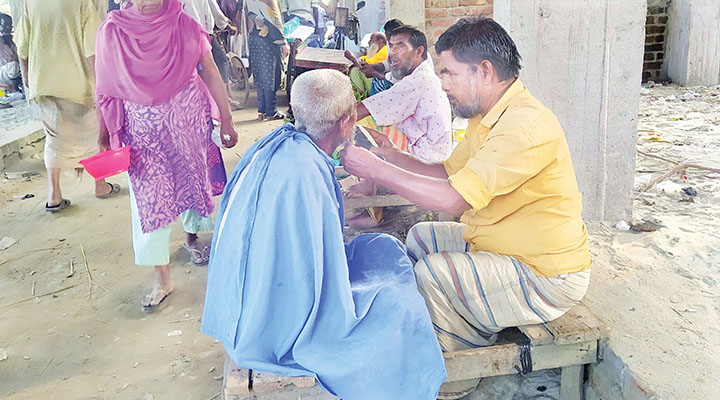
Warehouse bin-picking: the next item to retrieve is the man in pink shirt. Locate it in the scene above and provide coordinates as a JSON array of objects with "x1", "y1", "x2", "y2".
[{"x1": 356, "y1": 25, "x2": 452, "y2": 163}]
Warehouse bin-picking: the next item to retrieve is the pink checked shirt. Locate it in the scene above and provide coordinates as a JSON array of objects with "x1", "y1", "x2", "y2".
[{"x1": 362, "y1": 60, "x2": 452, "y2": 162}]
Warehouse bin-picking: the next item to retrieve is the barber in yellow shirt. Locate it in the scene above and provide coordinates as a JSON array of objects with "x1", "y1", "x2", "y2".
[{"x1": 341, "y1": 16, "x2": 592, "y2": 398}]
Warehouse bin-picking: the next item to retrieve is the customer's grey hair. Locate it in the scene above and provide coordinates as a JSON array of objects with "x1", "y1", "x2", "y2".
[{"x1": 290, "y1": 69, "x2": 356, "y2": 140}]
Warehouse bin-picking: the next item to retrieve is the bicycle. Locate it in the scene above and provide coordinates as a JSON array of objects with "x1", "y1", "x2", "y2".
[{"x1": 216, "y1": 27, "x2": 251, "y2": 110}]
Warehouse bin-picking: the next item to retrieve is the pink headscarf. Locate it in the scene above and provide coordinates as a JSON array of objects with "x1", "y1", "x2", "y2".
[{"x1": 95, "y1": 0, "x2": 211, "y2": 148}]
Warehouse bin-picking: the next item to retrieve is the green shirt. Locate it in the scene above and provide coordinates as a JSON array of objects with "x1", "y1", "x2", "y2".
[{"x1": 15, "y1": 0, "x2": 100, "y2": 106}]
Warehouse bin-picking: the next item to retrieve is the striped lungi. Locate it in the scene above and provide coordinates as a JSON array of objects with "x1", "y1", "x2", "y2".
[{"x1": 406, "y1": 221, "x2": 590, "y2": 352}]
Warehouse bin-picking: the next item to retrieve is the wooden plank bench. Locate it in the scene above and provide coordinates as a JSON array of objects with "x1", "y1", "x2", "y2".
[{"x1": 223, "y1": 304, "x2": 606, "y2": 400}]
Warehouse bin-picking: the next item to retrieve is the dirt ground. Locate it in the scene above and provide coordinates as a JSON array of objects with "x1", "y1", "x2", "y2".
[{"x1": 1, "y1": 85, "x2": 718, "y2": 399}]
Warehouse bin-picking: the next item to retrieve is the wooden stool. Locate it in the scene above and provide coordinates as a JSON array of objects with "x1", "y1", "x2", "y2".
[{"x1": 223, "y1": 304, "x2": 606, "y2": 400}]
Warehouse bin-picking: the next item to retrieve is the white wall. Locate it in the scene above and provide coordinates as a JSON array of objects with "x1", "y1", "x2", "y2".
[
  {"x1": 664, "y1": 0, "x2": 720, "y2": 86},
  {"x1": 495, "y1": 0, "x2": 645, "y2": 221},
  {"x1": 385, "y1": 0, "x2": 425, "y2": 31}
]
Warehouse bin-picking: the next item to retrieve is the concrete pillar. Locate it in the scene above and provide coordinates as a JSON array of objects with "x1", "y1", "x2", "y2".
[
  {"x1": 386, "y1": 0, "x2": 425, "y2": 31},
  {"x1": 494, "y1": 0, "x2": 645, "y2": 221},
  {"x1": 663, "y1": 0, "x2": 720, "y2": 86}
]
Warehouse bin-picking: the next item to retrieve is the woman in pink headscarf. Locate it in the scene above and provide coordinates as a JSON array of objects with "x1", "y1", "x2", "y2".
[{"x1": 95, "y1": 0, "x2": 238, "y2": 309}]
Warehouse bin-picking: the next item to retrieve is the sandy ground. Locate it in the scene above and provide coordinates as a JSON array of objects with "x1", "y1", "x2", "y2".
[
  {"x1": 583, "y1": 83, "x2": 720, "y2": 398},
  {"x1": 1, "y1": 84, "x2": 719, "y2": 399}
]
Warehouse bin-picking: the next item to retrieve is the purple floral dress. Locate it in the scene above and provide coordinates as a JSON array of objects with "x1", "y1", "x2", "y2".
[{"x1": 122, "y1": 73, "x2": 226, "y2": 233}]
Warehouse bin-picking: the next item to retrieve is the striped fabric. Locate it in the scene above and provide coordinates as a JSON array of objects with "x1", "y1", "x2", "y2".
[
  {"x1": 406, "y1": 221, "x2": 591, "y2": 352},
  {"x1": 357, "y1": 115, "x2": 409, "y2": 152}
]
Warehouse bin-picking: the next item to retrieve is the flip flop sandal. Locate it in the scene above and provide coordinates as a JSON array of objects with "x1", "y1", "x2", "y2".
[
  {"x1": 45, "y1": 199, "x2": 71, "y2": 212},
  {"x1": 183, "y1": 243, "x2": 210, "y2": 265},
  {"x1": 141, "y1": 289, "x2": 173, "y2": 312},
  {"x1": 96, "y1": 182, "x2": 121, "y2": 199}
]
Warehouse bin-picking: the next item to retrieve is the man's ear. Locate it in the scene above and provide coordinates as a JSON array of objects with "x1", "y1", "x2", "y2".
[
  {"x1": 478, "y1": 59, "x2": 495, "y2": 82},
  {"x1": 416, "y1": 45, "x2": 426, "y2": 60}
]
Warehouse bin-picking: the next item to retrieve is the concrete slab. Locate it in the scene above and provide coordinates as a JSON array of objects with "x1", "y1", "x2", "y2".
[
  {"x1": 494, "y1": 0, "x2": 645, "y2": 221},
  {"x1": 664, "y1": 0, "x2": 720, "y2": 86}
]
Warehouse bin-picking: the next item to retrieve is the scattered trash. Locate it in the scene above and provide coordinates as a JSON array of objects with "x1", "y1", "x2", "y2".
[
  {"x1": 23, "y1": 356, "x2": 31, "y2": 360},
  {"x1": 0, "y1": 348, "x2": 8, "y2": 362},
  {"x1": 671, "y1": 115, "x2": 685, "y2": 121},
  {"x1": 133, "y1": 362, "x2": 140, "y2": 368},
  {"x1": 655, "y1": 180, "x2": 684, "y2": 197},
  {"x1": 670, "y1": 294, "x2": 682, "y2": 304},
  {"x1": 0, "y1": 237, "x2": 17, "y2": 251},
  {"x1": 167, "y1": 330, "x2": 183, "y2": 337},
  {"x1": 142, "y1": 393, "x2": 154, "y2": 400},
  {"x1": 681, "y1": 92, "x2": 696, "y2": 101},
  {"x1": 666, "y1": 94, "x2": 677, "y2": 101},
  {"x1": 682, "y1": 187, "x2": 698, "y2": 197},
  {"x1": 630, "y1": 218, "x2": 663, "y2": 232},
  {"x1": 66, "y1": 261, "x2": 75, "y2": 278},
  {"x1": 121, "y1": 383, "x2": 129, "y2": 390},
  {"x1": 615, "y1": 220, "x2": 630, "y2": 231},
  {"x1": 12, "y1": 194, "x2": 35, "y2": 200},
  {"x1": 3, "y1": 171, "x2": 39, "y2": 180},
  {"x1": 640, "y1": 87, "x2": 651, "y2": 95},
  {"x1": 208, "y1": 367, "x2": 215, "y2": 374},
  {"x1": 684, "y1": 309, "x2": 697, "y2": 313}
]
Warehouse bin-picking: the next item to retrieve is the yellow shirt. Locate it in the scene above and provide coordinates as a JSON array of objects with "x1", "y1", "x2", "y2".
[
  {"x1": 444, "y1": 79, "x2": 591, "y2": 277},
  {"x1": 360, "y1": 45, "x2": 387, "y2": 65},
  {"x1": 15, "y1": 0, "x2": 100, "y2": 107}
]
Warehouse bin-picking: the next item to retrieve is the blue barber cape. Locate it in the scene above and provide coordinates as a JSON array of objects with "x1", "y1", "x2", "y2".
[{"x1": 201, "y1": 124, "x2": 446, "y2": 399}]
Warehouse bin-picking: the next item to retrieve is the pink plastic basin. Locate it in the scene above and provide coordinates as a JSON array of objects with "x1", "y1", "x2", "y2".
[{"x1": 79, "y1": 146, "x2": 131, "y2": 180}]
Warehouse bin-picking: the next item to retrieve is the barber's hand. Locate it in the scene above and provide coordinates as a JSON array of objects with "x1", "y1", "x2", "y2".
[
  {"x1": 221, "y1": 123, "x2": 239, "y2": 148},
  {"x1": 363, "y1": 126, "x2": 393, "y2": 148},
  {"x1": 340, "y1": 145, "x2": 380, "y2": 180},
  {"x1": 371, "y1": 146, "x2": 405, "y2": 164},
  {"x1": 228, "y1": 24, "x2": 238, "y2": 35}
]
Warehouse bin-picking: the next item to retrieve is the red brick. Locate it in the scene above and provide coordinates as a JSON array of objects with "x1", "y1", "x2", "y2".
[
  {"x1": 459, "y1": 0, "x2": 486, "y2": 5},
  {"x1": 468, "y1": 5, "x2": 493, "y2": 15},
  {"x1": 644, "y1": 53, "x2": 655, "y2": 61},
  {"x1": 428, "y1": 17, "x2": 458, "y2": 28},
  {"x1": 647, "y1": 25, "x2": 665, "y2": 34},
  {"x1": 427, "y1": 8, "x2": 449, "y2": 18},
  {"x1": 645, "y1": 16, "x2": 655, "y2": 25},
  {"x1": 451, "y1": 7, "x2": 469, "y2": 16},
  {"x1": 656, "y1": 52, "x2": 664, "y2": 60},
  {"x1": 655, "y1": 34, "x2": 665, "y2": 43}
]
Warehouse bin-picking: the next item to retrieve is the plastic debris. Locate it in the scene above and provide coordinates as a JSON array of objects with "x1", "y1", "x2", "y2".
[
  {"x1": 682, "y1": 187, "x2": 698, "y2": 197},
  {"x1": 655, "y1": 180, "x2": 684, "y2": 197},
  {"x1": 630, "y1": 219, "x2": 663, "y2": 233},
  {"x1": 0, "y1": 237, "x2": 17, "y2": 251},
  {"x1": 615, "y1": 221, "x2": 630, "y2": 231},
  {"x1": 167, "y1": 330, "x2": 183, "y2": 337}
]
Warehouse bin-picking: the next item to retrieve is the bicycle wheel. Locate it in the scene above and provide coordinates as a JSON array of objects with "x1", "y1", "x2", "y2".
[{"x1": 227, "y1": 54, "x2": 250, "y2": 110}]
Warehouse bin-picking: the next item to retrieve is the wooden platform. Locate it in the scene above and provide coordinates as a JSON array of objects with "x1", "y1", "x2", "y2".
[
  {"x1": 222, "y1": 304, "x2": 607, "y2": 399},
  {"x1": 294, "y1": 47, "x2": 353, "y2": 74}
]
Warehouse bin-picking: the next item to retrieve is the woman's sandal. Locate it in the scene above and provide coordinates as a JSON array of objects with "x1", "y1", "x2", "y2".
[
  {"x1": 95, "y1": 182, "x2": 121, "y2": 199},
  {"x1": 183, "y1": 243, "x2": 210, "y2": 265},
  {"x1": 45, "y1": 199, "x2": 71, "y2": 213},
  {"x1": 141, "y1": 288, "x2": 173, "y2": 311}
]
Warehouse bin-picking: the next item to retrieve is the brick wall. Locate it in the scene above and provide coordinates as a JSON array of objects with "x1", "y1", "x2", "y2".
[
  {"x1": 643, "y1": 4, "x2": 669, "y2": 82},
  {"x1": 425, "y1": 0, "x2": 494, "y2": 49}
]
